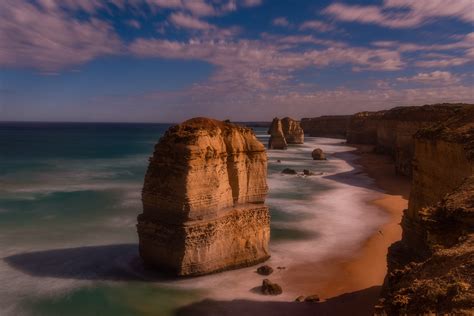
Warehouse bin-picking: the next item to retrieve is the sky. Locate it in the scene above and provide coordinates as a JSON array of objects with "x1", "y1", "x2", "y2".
[{"x1": 0, "y1": 0, "x2": 473, "y2": 122}]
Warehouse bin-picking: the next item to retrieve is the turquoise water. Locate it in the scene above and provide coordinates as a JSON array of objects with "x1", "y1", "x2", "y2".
[{"x1": 0, "y1": 123, "x2": 386, "y2": 315}]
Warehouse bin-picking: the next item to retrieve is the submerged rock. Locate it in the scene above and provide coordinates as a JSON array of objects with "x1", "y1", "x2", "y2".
[
  {"x1": 261, "y1": 279, "x2": 283, "y2": 295},
  {"x1": 268, "y1": 118, "x2": 288, "y2": 150},
  {"x1": 312, "y1": 148, "x2": 326, "y2": 160},
  {"x1": 281, "y1": 168, "x2": 297, "y2": 175},
  {"x1": 137, "y1": 117, "x2": 270, "y2": 276},
  {"x1": 295, "y1": 296, "x2": 305, "y2": 302},
  {"x1": 257, "y1": 265, "x2": 273, "y2": 276},
  {"x1": 303, "y1": 169, "x2": 315, "y2": 176},
  {"x1": 281, "y1": 117, "x2": 304, "y2": 144}
]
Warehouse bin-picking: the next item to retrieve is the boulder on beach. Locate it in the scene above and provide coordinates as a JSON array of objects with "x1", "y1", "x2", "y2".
[
  {"x1": 303, "y1": 169, "x2": 315, "y2": 176},
  {"x1": 261, "y1": 279, "x2": 282, "y2": 295},
  {"x1": 312, "y1": 148, "x2": 326, "y2": 160},
  {"x1": 257, "y1": 265, "x2": 273, "y2": 276},
  {"x1": 295, "y1": 296, "x2": 305, "y2": 302},
  {"x1": 281, "y1": 168, "x2": 297, "y2": 175}
]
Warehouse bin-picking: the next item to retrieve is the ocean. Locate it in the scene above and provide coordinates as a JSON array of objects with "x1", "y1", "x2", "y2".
[{"x1": 0, "y1": 122, "x2": 388, "y2": 315}]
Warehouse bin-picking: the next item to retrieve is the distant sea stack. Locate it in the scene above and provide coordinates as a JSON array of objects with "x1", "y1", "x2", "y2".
[
  {"x1": 268, "y1": 118, "x2": 288, "y2": 149},
  {"x1": 137, "y1": 118, "x2": 270, "y2": 276},
  {"x1": 379, "y1": 105, "x2": 474, "y2": 314},
  {"x1": 300, "y1": 115, "x2": 350, "y2": 138},
  {"x1": 281, "y1": 117, "x2": 304, "y2": 144}
]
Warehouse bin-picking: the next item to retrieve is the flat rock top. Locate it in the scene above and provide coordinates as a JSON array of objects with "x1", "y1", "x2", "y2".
[{"x1": 381, "y1": 103, "x2": 473, "y2": 121}]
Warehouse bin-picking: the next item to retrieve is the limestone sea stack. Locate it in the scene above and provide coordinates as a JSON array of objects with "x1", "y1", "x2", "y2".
[
  {"x1": 137, "y1": 118, "x2": 270, "y2": 276},
  {"x1": 268, "y1": 118, "x2": 288, "y2": 149},
  {"x1": 281, "y1": 117, "x2": 304, "y2": 144}
]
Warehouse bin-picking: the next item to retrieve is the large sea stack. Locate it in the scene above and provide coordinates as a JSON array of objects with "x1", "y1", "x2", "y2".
[
  {"x1": 281, "y1": 117, "x2": 304, "y2": 144},
  {"x1": 137, "y1": 118, "x2": 270, "y2": 276},
  {"x1": 268, "y1": 118, "x2": 288, "y2": 149},
  {"x1": 379, "y1": 105, "x2": 474, "y2": 314}
]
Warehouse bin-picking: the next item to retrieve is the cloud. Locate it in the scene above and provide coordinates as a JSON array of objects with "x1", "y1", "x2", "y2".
[
  {"x1": 324, "y1": 0, "x2": 474, "y2": 28},
  {"x1": 397, "y1": 71, "x2": 460, "y2": 84},
  {"x1": 299, "y1": 20, "x2": 334, "y2": 32},
  {"x1": 272, "y1": 17, "x2": 290, "y2": 27},
  {"x1": 169, "y1": 12, "x2": 213, "y2": 30},
  {"x1": 126, "y1": 20, "x2": 141, "y2": 29},
  {"x1": 241, "y1": 0, "x2": 262, "y2": 7},
  {"x1": 0, "y1": 0, "x2": 122, "y2": 72}
]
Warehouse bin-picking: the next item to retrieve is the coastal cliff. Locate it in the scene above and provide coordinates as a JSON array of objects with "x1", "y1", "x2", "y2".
[
  {"x1": 379, "y1": 106, "x2": 474, "y2": 314},
  {"x1": 281, "y1": 117, "x2": 304, "y2": 144},
  {"x1": 268, "y1": 118, "x2": 288, "y2": 149},
  {"x1": 346, "y1": 111, "x2": 385, "y2": 144},
  {"x1": 137, "y1": 117, "x2": 270, "y2": 276},
  {"x1": 300, "y1": 115, "x2": 350, "y2": 138}
]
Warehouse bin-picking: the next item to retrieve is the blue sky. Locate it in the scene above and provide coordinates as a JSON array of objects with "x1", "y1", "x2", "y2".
[{"x1": 0, "y1": 0, "x2": 473, "y2": 122}]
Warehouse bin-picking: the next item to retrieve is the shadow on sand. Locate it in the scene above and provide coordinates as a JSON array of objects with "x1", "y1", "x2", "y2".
[
  {"x1": 176, "y1": 286, "x2": 382, "y2": 316},
  {"x1": 3, "y1": 243, "x2": 176, "y2": 282}
]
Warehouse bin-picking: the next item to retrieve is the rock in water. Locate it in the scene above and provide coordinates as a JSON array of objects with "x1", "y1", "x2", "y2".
[
  {"x1": 257, "y1": 265, "x2": 273, "y2": 275},
  {"x1": 137, "y1": 117, "x2": 270, "y2": 276},
  {"x1": 281, "y1": 168, "x2": 297, "y2": 175},
  {"x1": 305, "y1": 295, "x2": 320, "y2": 302},
  {"x1": 261, "y1": 279, "x2": 283, "y2": 295},
  {"x1": 268, "y1": 118, "x2": 288, "y2": 149},
  {"x1": 312, "y1": 148, "x2": 326, "y2": 160},
  {"x1": 281, "y1": 117, "x2": 304, "y2": 144}
]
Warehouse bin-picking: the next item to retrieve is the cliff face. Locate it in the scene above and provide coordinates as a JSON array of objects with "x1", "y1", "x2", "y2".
[
  {"x1": 300, "y1": 115, "x2": 350, "y2": 138},
  {"x1": 268, "y1": 118, "x2": 288, "y2": 149},
  {"x1": 137, "y1": 118, "x2": 270, "y2": 276},
  {"x1": 346, "y1": 111, "x2": 385, "y2": 144},
  {"x1": 281, "y1": 117, "x2": 304, "y2": 144},
  {"x1": 375, "y1": 104, "x2": 467, "y2": 177},
  {"x1": 380, "y1": 106, "x2": 474, "y2": 314}
]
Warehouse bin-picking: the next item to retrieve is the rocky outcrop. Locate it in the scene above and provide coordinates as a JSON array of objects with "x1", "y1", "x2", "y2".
[
  {"x1": 379, "y1": 106, "x2": 474, "y2": 314},
  {"x1": 268, "y1": 118, "x2": 288, "y2": 149},
  {"x1": 137, "y1": 117, "x2": 270, "y2": 276},
  {"x1": 346, "y1": 111, "x2": 385, "y2": 144},
  {"x1": 300, "y1": 115, "x2": 350, "y2": 138},
  {"x1": 281, "y1": 117, "x2": 304, "y2": 144}
]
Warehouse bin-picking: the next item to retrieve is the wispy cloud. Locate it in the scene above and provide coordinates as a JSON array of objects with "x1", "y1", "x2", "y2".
[
  {"x1": 397, "y1": 71, "x2": 460, "y2": 84},
  {"x1": 272, "y1": 17, "x2": 290, "y2": 27},
  {"x1": 324, "y1": 0, "x2": 474, "y2": 28},
  {"x1": 299, "y1": 20, "x2": 334, "y2": 32}
]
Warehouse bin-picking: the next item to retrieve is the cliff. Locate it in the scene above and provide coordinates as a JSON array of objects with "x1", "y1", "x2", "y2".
[
  {"x1": 375, "y1": 104, "x2": 468, "y2": 177},
  {"x1": 268, "y1": 118, "x2": 288, "y2": 149},
  {"x1": 300, "y1": 115, "x2": 350, "y2": 138},
  {"x1": 379, "y1": 106, "x2": 474, "y2": 314},
  {"x1": 346, "y1": 111, "x2": 385, "y2": 144},
  {"x1": 281, "y1": 117, "x2": 304, "y2": 144},
  {"x1": 137, "y1": 117, "x2": 270, "y2": 276}
]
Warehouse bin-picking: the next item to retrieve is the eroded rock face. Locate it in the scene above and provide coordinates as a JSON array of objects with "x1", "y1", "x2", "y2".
[
  {"x1": 281, "y1": 117, "x2": 304, "y2": 144},
  {"x1": 137, "y1": 117, "x2": 270, "y2": 276},
  {"x1": 300, "y1": 116, "x2": 350, "y2": 138},
  {"x1": 346, "y1": 111, "x2": 385, "y2": 144},
  {"x1": 268, "y1": 118, "x2": 288, "y2": 149},
  {"x1": 379, "y1": 106, "x2": 474, "y2": 314}
]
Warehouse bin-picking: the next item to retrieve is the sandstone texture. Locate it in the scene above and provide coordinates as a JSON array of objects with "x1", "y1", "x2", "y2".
[
  {"x1": 379, "y1": 106, "x2": 474, "y2": 314},
  {"x1": 137, "y1": 117, "x2": 270, "y2": 276},
  {"x1": 300, "y1": 115, "x2": 350, "y2": 138},
  {"x1": 268, "y1": 118, "x2": 288, "y2": 149},
  {"x1": 281, "y1": 117, "x2": 304, "y2": 144}
]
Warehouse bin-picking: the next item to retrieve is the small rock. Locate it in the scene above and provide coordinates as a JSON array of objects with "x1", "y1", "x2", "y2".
[
  {"x1": 257, "y1": 265, "x2": 273, "y2": 276},
  {"x1": 282, "y1": 168, "x2": 297, "y2": 175},
  {"x1": 304, "y1": 294, "x2": 320, "y2": 302},
  {"x1": 276, "y1": 159, "x2": 281, "y2": 163},
  {"x1": 261, "y1": 279, "x2": 283, "y2": 295},
  {"x1": 295, "y1": 296, "x2": 305, "y2": 302},
  {"x1": 311, "y1": 148, "x2": 326, "y2": 160},
  {"x1": 277, "y1": 266, "x2": 286, "y2": 270},
  {"x1": 303, "y1": 169, "x2": 315, "y2": 176}
]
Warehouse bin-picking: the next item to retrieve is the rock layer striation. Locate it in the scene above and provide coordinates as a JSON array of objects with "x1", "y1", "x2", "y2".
[
  {"x1": 137, "y1": 118, "x2": 270, "y2": 276},
  {"x1": 268, "y1": 118, "x2": 288, "y2": 149},
  {"x1": 281, "y1": 117, "x2": 304, "y2": 144}
]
